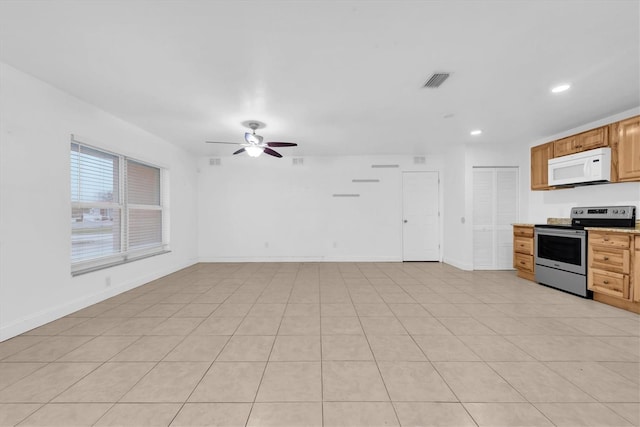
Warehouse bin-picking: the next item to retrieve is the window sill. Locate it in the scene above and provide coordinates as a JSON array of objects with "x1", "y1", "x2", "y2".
[{"x1": 71, "y1": 250, "x2": 171, "y2": 277}]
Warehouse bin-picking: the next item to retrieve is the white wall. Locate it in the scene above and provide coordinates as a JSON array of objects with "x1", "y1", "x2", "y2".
[
  {"x1": 198, "y1": 155, "x2": 444, "y2": 262},
  {"x1": 442, "y1": 144, "x2": 469, "y2": 269},
  {"x1": 0, "y1": 63, "x2": 199, "y2": 340}
]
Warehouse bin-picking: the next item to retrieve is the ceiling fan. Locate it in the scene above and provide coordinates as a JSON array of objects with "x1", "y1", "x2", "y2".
[{"x1": 205, "y1": 121, "x2": 297, "y2": 158}]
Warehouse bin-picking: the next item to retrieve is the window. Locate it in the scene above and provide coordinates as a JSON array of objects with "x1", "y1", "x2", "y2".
[{"x1": 71, "y1": 138, "x2": 168, "y2": 275}]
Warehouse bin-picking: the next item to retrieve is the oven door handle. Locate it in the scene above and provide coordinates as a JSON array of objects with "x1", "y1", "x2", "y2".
[{"x1": 535, "y1": 228, "x2": 586, "y2": 238}]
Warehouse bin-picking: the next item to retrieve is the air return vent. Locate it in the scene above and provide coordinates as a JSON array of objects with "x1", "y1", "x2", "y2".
[
  {"x1": 209, "y1": 158, "x2": 221, "y2": 166},
  {"x1": 292, "y1": 157, "x2": 304, "y2": 166},
  {"x1": 423, "y1": 72, "x2": 450, "y2": 88},
  {"x1": 414, "y1": 156, "x2": 426, "y2": 164}
]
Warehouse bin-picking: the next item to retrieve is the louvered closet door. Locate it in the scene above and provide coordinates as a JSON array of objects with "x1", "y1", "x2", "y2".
[{"x1": 472, "y1": 167, "x2": 518, "y2": 270}]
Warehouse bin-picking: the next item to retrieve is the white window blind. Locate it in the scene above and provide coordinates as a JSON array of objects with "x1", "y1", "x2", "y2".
[{"x1": 71, "y1": 137, "x2": 168, "y2": 275}]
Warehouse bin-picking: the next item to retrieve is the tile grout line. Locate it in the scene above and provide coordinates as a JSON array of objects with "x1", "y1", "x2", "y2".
[
  {"x1": 243, "y1": 263, "x2": 299, "y2": 427},
  {"x1": 349, "y1": 263, "x2": 403, "y2": 427}
]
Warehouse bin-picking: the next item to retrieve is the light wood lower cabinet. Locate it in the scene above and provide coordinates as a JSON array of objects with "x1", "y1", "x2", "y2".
[
  {"x1": 513, "y1": 225, "x2": 535, "y2": 281},
  {"x1": 588, "y1": 230, "x2": 639, "y2": 314},
  {"x1": 635, "y1": 236, "x2": 640, "y2": 303}
]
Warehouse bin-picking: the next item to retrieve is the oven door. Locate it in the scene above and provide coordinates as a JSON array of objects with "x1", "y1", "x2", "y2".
[{"x1": 534, "y1": 228, "x2": 586, "y2": 275}]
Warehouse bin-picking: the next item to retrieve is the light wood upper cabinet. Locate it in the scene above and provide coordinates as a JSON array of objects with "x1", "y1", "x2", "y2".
[
  {"x1": 553, "y1": 127, "x2": 608, "y2": 157},
  {"x1": 531, "y1": 142, "x2": 554, "y2": 190},
  {"x1": 553, "y1": 136, "x2": 577, "y2": 157},
  {"x1": 530, "y1": 115, "x2": 639, "y2": 190},
  {"x1": 611, "y1": 116, "x2": 640, "y2": 182}
]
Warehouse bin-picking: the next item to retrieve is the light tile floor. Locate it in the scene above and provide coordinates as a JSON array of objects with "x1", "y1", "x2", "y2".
[{"x1": 1, "y1": 262, "x2": 639, "y2": 426}]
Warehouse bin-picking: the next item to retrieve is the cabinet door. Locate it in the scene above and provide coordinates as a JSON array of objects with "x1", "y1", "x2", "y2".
[
  {"x1": 530, "y1": 142, "x2": 554, "y2": 190},
  {"x1": 554, "y1": 137, "x2": 577, "y2": 157},
  {"x1": 634, "y1": 236, "x2": 640, "y2": 302},
  {"x1": 617, "y1": 116, "x2": 640, "y2": 181},
  {"x1": 578, "y1": 126, "x2": 608, "y2": 150}
]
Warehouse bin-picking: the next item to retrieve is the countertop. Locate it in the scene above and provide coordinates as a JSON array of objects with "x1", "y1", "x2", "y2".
[
  {"x1": 584, "y1": 227, "x2": 640, "y2": 234},
  {"x1": 513, "y1": 221, "x2": 640, "y2": 234}
]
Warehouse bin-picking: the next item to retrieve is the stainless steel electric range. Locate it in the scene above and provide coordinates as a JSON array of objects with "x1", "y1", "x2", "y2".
[{"x1": 534, "y1": 206, "x2": 636, "y2": 297}]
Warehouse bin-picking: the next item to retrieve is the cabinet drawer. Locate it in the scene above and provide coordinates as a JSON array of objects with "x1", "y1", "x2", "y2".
[
  {"x1": 514, "y1": 236, "x2": 533, "y2": 255},
  {"x1": 513, "y1": 226, "x2": 534, "y2": 238},
  {"x1": 588, "y1": 269, "x2": 630, "y2": 299},
  {"x1": 589, "y1": 246, "x2": 630, "y2": 274},
  {"x1": 514, "y1": 253, "x2": 533, "y2": 272},
  {"x1": 589, "y1": 232, "x2": 631, "y2": 249}
]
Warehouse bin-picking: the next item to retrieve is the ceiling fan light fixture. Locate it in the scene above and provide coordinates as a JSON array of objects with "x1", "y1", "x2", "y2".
[{"x1": 245, "y1": 146, "x2": 263, "y2": 157}]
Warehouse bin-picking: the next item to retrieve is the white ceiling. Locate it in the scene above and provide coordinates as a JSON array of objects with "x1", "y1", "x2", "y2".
[{"x1": 0, "y1": 1, "x2": 638, "y2": 157}]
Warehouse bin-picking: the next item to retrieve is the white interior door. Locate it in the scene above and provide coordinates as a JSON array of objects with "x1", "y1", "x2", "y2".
[
  {"x1": 402, "y1": 171, "x2": 440, "y2": 261},
  {"x1": 472, "y1": 167, "x2": 518, "y2": 270}
]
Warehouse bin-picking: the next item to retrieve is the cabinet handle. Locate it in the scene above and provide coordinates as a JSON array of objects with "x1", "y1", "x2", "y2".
[
  {"x1": 603, "y1": 256, "x2": 609, "y2": 261},
  {"x1": 603, "y1": 280, "x2": 609, "y2": 285},
  {"x1": 520, "y1": 244, "x2": 525, "y2": 247},
  {"x1": 603, "y1": 237, "x2": 610, "y2": 241},
  {"x1": 520, "y1": 261, "x2": 526, "y2": 265}
]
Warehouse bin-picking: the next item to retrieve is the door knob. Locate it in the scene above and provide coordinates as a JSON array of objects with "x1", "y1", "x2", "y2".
[{"x1": 403, "y1": 220, "x2": 408, "y2": 223}]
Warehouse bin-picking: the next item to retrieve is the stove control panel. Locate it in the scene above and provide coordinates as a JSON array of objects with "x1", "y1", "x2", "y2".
[{"x1": 571, "y1": 206, "x2": 636, "y2": 220}]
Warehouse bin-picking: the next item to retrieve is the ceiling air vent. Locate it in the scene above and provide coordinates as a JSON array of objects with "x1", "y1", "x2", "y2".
[{"x1": 423, "y1": 72, "x2": 450, "y2": 88}]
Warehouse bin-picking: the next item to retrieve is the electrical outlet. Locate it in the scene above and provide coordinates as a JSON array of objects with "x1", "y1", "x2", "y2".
[
  {"x1": 105, "y1": 276, "x2": 111, "y2": 287},
  {"x1": 265, "y1": 242, "x2": 269, "y2": 248},
  {"x1": 333, "y1": 241, "x2": 337, "y2": 248}
]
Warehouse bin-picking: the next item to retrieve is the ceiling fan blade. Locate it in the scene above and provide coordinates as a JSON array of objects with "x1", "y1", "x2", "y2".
[
  {"x1": 205, "y1": 141, "x2": 243, "y2": 145},
  {"x1": 266, "y1": 142, "x2": 298, "y2": 147},
  {"x1": 263, "y1": 147, "x2": 283, "y2": 158},
  {"x1": 233, "y1": 148, "x2": 246, "y2": 155}
]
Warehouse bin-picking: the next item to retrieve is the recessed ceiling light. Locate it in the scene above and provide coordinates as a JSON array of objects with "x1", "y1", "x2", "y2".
[
  {"x1": 470, "y1": 130, "x2": 482, "y2": 136},
  {"x1": 551, "y1": 84, "x2": 571, "y2": 93}
]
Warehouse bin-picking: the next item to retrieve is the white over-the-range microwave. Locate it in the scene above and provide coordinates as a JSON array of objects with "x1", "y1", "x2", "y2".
[{"x1": 548, "y1": 147, "x2": 611, "y2": 187}]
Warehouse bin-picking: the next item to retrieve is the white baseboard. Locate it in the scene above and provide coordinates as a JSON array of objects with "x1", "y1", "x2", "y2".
[
  {"x1": 442, "y1": 256, "x2": 473, "y2": 271},
  {"x1": 0, "y1": 259, "x2": 198, "y2": 342},
  {"x1": 198, "y1": 256, "x2": 403, "y2": 263}
]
